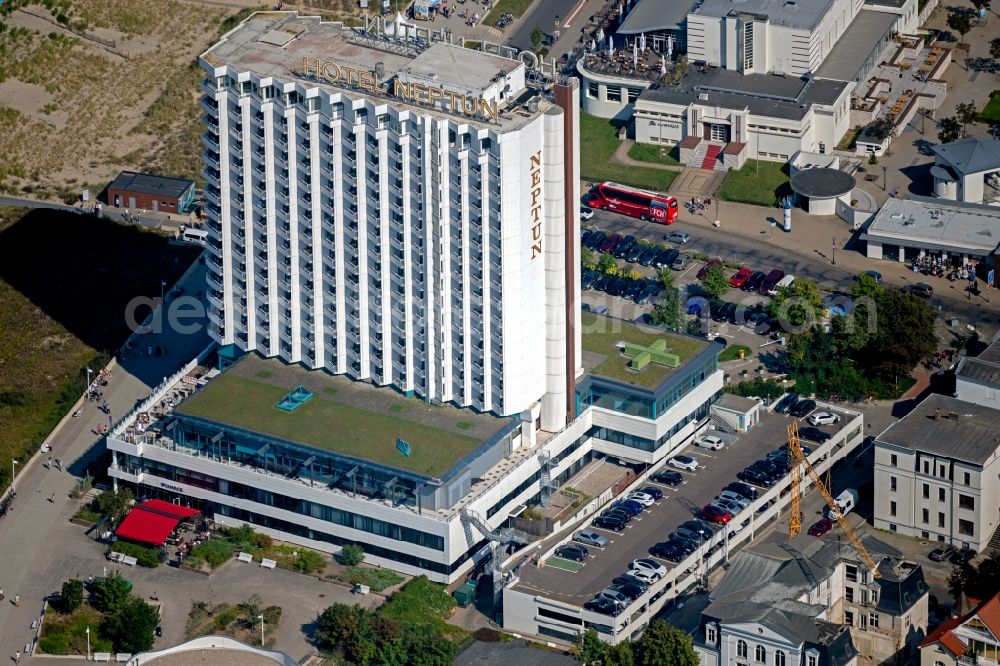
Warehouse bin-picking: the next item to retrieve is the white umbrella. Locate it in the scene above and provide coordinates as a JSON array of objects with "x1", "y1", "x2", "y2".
[
  {"x1": 640, "y1": 32, "x2": 646, "y2": 52},
  {"x1": 608, "y1": 35, "x2": 613, "y2": 59},
  {"x1": 660, "y1": 54, "x2": 666, "y2": 76},
  {"x1": 632, "y1": 39, "x2": 638, "y2": 68},
  {"x1": 597, "y1": 26, "x2": 604, "y2": 42},
  {"x1": 667, "y1": 34, "x2": 674, "y2": 58},
  {"x1": 591, "y1": 39, "x2": 596, "y2": 52}
]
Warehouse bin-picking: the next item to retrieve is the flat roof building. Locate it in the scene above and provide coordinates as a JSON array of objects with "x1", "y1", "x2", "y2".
[
  {"x1": 199, "y1": 12, "x2": 581, "y2": 430},
  {"x1": 930, "y1": 138, "x2": 1000, "y2": 204},
  {"x1": 106, "y1": 171, "x2": 197, "y2": 214}
]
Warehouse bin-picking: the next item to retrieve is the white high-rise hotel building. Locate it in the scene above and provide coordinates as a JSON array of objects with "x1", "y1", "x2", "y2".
[{"x1": 200, "y1": 12, "x2": 581, "y2": 430}]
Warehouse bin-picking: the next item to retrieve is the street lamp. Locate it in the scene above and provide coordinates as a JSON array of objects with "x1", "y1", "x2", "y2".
[
  {"x1": 882, "y1": 165, "x2": 888, "y2": 192},
  {"x1": 832, "y1": 236, "x2": 837, "y2": 266},
  {"x1": 86, "y1": 625, "x2": 91, "y2": 661},
  {"x1": 258, "y1": 613, "x2": 265, "y2": 645},
  {"x1": 10, "y1": 459, "x2": 18, "y2": 493}
]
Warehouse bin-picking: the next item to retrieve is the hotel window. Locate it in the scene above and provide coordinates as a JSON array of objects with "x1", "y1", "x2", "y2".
[
  {"x1": 845, "y1": 611, "x2": 854, "y2": 626},
  {"x1": 964, "y1": 472, "x2": 971, "y2": 485},
  {"x1": 960, "y1": 519, "x2": 975, "y2": 536},
  {"x1": 737, "y1": 640, "x2": 748, "y2": 658},
  {"x1": 706, "y1": 625, "x2": 717, "y2": 644},
  {"x1": 775, "y1": 650, "x2": 786, "y2": 666},
  {"x1": 606, "y1": 87, "x2": 622, "y2": 103},
  {"x1": 960, "y1": 494, "x2": 975, "y2": 510},
  {"x1": 923, "y1": 460, "x2": 930, "y2": 474},
  {"x1": 939, "y1": 488, "x2": 946, "y2": 501},
  {"x1": 627, "y1": 88, "x2": 641, "y2": 103},
  {"x1": 922, "y1": 483, "x2": 929, "y2": 499},
  {"x1": 846, "y1": 565, "x2": 857, "y2": 582},
  {"x1": 587, "y1": 82, "x2": 599, "y2": 98},
  {"x1": 890, "y1": 501, "x2": 896, "y2": 516},
  {"x1": 755, "y1": 645, "x2": 766, "y2": 662},
  {"x1": 890, "y1": 476, "x2": 897, "y2": 492},
  {"x1": 922, "y1": 508, "x2": 929, "y2": 523},
  {"x1": 846, "y1": 587, "x2": 854, "y2": 602},
  {"x1": 938, "y1": 512, "x2": 946, "y2": 527},
  {"x1": 890, "y1": 454, "x2": 897, "y2": 466},
  {"x1": 940, "y1": 464, "x2": 947, "y2": 477},
  {"x1": 807, "y1": 656, "x2": 817, "y2": 666},
  {"x1": 262, "y1": 85, "x2": 275, "y2": 100},
  {"x1": 869, "y1": 612, "x2": 879, "y2": 628},
  {"x1": 308, "y1": 97, "x2": 321, "y2": 112}
]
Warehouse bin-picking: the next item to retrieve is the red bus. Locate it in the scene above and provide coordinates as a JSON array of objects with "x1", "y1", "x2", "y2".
[{"x1": 586, "y1": 181, "x2": 679, "y2": 224}]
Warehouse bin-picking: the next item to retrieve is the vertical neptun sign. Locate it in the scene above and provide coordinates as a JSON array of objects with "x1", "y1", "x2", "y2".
[{"x1": 529, "y1": 150, "x2": 542, "y2": 260}]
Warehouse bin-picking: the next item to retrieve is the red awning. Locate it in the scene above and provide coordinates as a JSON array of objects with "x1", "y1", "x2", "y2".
[{"x1": 114, "y1": 500, "x2": 200, "y2": 546}]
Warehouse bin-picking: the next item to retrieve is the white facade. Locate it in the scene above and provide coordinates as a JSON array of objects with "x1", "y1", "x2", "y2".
[
  {"x1": 686, "y1": 0, "x2": 863, "y2": 76},
  {"x1": 200, "y1": 13, "x2": 579, "y2": 425}
]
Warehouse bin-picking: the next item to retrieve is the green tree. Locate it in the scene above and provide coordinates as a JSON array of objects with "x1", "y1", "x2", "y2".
[
  {"x1": 92, "y1": 573, "x2": 131, "y2": 615},
  {"x1": 575, "y1": 627, "x2": 607, "y2": 664},
  {"x1": 339, "y1": 543, "x2": 365, "y2": 566},
  {"x1": 947, "y1": 12, "x2": 972, "y2": 48},
  {"x1": 956, "y1": 101, "x2": 979, "y2": 136},
  {"x1": 604, "y1": 641, "x2": 635, "y2": 666},
  {"x1": 700, "y1": 263, "x2": 729, "y2": 303},
  {"x1": 103, "y1": 596, "x2": 158, "y2": 653},
  {"x1": 850, "y1": 272, "x2": 882, "y2": 301},
  {"x1": 863, "y1": 287, "x2": 937, "y2": 381},
  {"x1": 530, "y1": 25, "x2": 543, "y2": 50},
  {"x1": 597, "y1": 252, "x2": 618, "y2": 275},
  {"x1": 405, "y1": 631, "x2": 458, "y2": 666},
  {"x1": 949, "y1": 551, "x2": 1000, "y2": 599},
  {"x1": 650, "y1": 269, "x2": 682, "y2": 331},
  {"x1": 991, "y1": 37, "x2": 1000, "y2": 60},
  {"x1": 581, "y1": 246, "x2": 596, "y2": 270},
  {"x1": 868, "y1": 151, "x2": 879, "y2": 166},
  {"x1": 60, "y1": 579, "x2": 83, "y2": 613},
  {"x1": 938, "y1": 116, "x2": 963, "y2": 144},
  {"x1": 93, "y1": 487, "x2": 134, "y2": 521},
  {"x1": 315, "y1": 603, "x2": 370, "y2": 649},
  {"x1": 636, "y1": 620, "x2": 699, "y2": 666},
  {"x1": 769, "y1": 277, "x2": 822, "y2": 329}
]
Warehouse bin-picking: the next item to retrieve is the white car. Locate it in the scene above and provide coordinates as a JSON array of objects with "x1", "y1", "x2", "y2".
[
  {"x1": 630, "y1": 558, "x2": 667, "y2": 580},
  {"x1": 695, "y1": 435, "x2": 725, "y2": 451},
  {"x1": 666, "y1": 231, "x2": 690, "y2": 244},
  {"x1": 668, "y1": 455, "x2": 699, "y2": 471},
  {"x1": 629, "y1": 569, "x2": 657, "y2": 585},
  {"x1": 808, "y1": 412, "x2": 841, "y2": 426},
  {"x1": 581, "y1": 207, "x2": 595, "y2": 221},
  {"x1": 718, "y1": 490, "x2": 750, "y2": 509},
  {"x1": 713, "y1": 497, "x2": 743, "y2": 515},
  {"x1": 626, "y1": 491, "x2": 656, "y2": 507}
]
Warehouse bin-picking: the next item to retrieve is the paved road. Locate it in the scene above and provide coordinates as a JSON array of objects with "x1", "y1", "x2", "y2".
[
  {"x1": 506, "y1": 0, "x2": 582, "y2": 50},
  {"x1": 586, "y1": 207, "x2": 1000, "y2": 339}
]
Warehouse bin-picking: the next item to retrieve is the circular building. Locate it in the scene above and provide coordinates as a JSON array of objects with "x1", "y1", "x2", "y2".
[
  {"x1": 931, "y1": 164, "x2": 958, "y2": 200},
  {"x1": 127, "y1": 637, "x2": 296, "y2": 666},
  {"x1": 789, "y1": 167, "x2": 856, "y2": 215}
]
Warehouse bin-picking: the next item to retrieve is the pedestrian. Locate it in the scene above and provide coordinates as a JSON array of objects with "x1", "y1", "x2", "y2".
[
  {"x1": 49, "y1": 493, "x2": 55, "y2": 503},
  {"x1": 15, "y1": 650, "x2": 20, "y2": 664},
  {"x1": 0, "y1": 588, "x2": 4, "y2": 602},
  {"x1": 14, "y1": 594, "x2": 20, "y2": 606},
  {"x1": 46, "y1": 457, "x2": 52, "y2": 469}
]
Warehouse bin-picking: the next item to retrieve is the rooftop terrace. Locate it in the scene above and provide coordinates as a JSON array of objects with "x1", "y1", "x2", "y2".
[
  {"x1": 174, "y1": 354, "x2": 510, "y2": 478},
  {"x1": 581, "y1": 313, "x2": 707, "y2": 388}
]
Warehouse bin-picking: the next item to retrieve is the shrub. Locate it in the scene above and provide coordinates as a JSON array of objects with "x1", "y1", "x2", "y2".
[
  {"x1": 111, "y1": 541, "x2": 163, "y2": 568},
  {"x1": 289, "y1": 547, "x2": 326, "y2": 573},
  {"x1": 339, "y1": 543, "x2": 365, "y2": 566},
  {"x1": 187, "y1": 538, "x2": 233, "y2": 569},
  {"x1": 60, "y1": 579, "x2": 83, "y2": 613}
]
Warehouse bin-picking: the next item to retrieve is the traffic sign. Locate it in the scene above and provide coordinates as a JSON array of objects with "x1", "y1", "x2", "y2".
[{"x1": 989, "y1": 269, "x2": 995, "y2": 287}]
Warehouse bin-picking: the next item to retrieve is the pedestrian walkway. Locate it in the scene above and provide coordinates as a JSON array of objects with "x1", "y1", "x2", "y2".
[{"x1": 610, "y1": 140, "x2": 684, "y2": 172}]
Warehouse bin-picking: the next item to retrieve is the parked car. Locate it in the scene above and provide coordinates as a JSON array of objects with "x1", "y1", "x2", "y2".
[
  {"x1": 903, "y1": 282, "x2": 933, "y2": 298},
  {"x1": 581, "y1": 229, "x2": 593, "y2": 245},
  {"x1": 606, "y1": 277, "x2": 629, "y2": 297},
  {"x1": 808, "y1": 412, "x2": 841, "y2": 426},
  {"x1": 650, "y1": 541, "x2": 686, "y2": 562},
  {"x1": 743, "y1": 271, "x2": 767, "y2": 292},
  {"x1": 698, "y1": 258, "x2": 722, "y2": 279},
  {"x1": 712, "y1": 497, "x2": 743, "y2": 515},
  {"x1": 592, "y1": 304, "x2": 609, "y2": 315},
  {"x1": 613, "y1": 581, "x2": 646, "y2": 601},
  {"x1": 730, "y1": 268, "x2": 753, "y2": 288},
  {"x1": 612, "y1": 574, "x2": 650, "y2": 590},
  {"x1": 555, "y1": 544, "x2": 589, "y2": 561},
  {"x1": 680, "y1": 519, "x2": 714, "y2": 539},
  {"x1": 798, "y1": 427, "x2": 831, "y2": 443},
  {"x1": 695, "y1": 435, "x2": 725, "y2": 450},
  {"x1": 599, "y1": 233, "x2": 623, "y2": 254},
  {"x1": 668, "y1": 455, "x2": 699, "y2": 471},
  {"x1": 666, "y1": 231, "x2": 690, "y2": 244},
  {"x1": 671, "y1": 528, "x2": 706, "y2": 544},
  {"x1": 950, "y1": 548, "x2": 977, "y2": 565},
  {"x1": 625, "y1": 243, "x2": 646, "y2": 263},
  {"x1": 790, "y1": 398, "x2": 817, "y2": 418},
  {"x1": 738, "y1": 468, "x2": 775, "y2": 488},
  {"x1": 653, "y1": 248, "x2": 679, "y2": 269},
  {"x1": 639, "y1": 486, "x2": 663, "y2": 500},
  {"x1": 624, "y1": 279, "x2": 647, "y2": 300},
  {"x1": 629, "y1": 558, "x2": 667, "y2": 579},
  {"x1": 760, "y1": 269, "x2": 786, "y2": 295},
  {"x1": 574, "y1": 530, "x2": 609, "y2": 548},
  {"x1": 597, "y1": 587, "x2": 630, "y2": 608},
  {"x1": 585, "y1": 230, "x2": 606, "y2": 250},
  {"x1": 600, "y1": 509, "x2": 633, "y2": 524},
  {"x1": 713, "y1": 302, "x2": 737, "y2": 323},
  {"x1": 584, "y1": 597, "x2": 620, "y2": 616},
  {"x1": 581, "y1": 270, "x2": 599, "y2": 290},
  {"x1": 725, "y1": 482, "x2": 758, "y2": 500},
  {"x1": 613, "y1": 499, "x2": 645, "y2": 515},
  {"x1": 639, "y1": 246, "x2": 661, "y2": 266},
  {"x1": 627, "y1": 491, "x2": 656, "y2": 507},
  {"x1": 808, "y1": 518, "x2": 834, "y2": 537},
  {"x1": 774, "y1": 393, "x2": 799, "y2": 414},
  {"x1": 593, "y1": 274, "x2": 613, "y2": 292},
  {"x1": 628, "y1": 569, "x2": 658, "y2": 585},
  {"x1": 672, "y1": 252, "x2": 692, "y2": 271},
  {"x1": 613, "y1": 235, "x2": 636, "y2": 258},
  {"x1": 858, "y1": 269, "x2": 882, "y2": 283},
  {"x1": 718, "y1": 491, "x2": 750, "y2": 509},
  {"x1": 635, "y1": 282, "x2": 662, "y2": 304},
  {"x1": 580, "y1": 206, "x2": 595, "y2": 221},
  {"x1": 652, "y1": 470, "x2": 684, "y2": 486},
  {"x1": 593, "y1": 515, "x2": 626, "y2": 531},
  {"x1": 701, "y1": 504, "x2": 732, "y2": 524},
  {"x1": 667, "y1": 535, "x2": 697, "y2": 554},
  {"x1": 929, "y1": 545, "x2": 957, "y2": 562}
]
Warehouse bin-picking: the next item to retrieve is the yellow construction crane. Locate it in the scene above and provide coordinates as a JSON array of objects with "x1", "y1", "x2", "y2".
[{"x1": 787, "y1": 421, "x2": 881, "y2": 578}]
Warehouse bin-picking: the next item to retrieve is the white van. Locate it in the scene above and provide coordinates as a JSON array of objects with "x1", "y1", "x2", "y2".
[
  {"x1": 181, "y1": 227, "x2": 208, "y2": 246},
  {"x1": 775, "y1": 274, "x2": 795, "y2": 291},
  {"x1": 824, "y1": 488, "x2": 860, "y2": 519}
]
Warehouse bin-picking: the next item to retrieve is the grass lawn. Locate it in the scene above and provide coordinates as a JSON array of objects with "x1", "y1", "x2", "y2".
[
  {"x1": 628, "y1": 142, "x2": 681, "y2": 166},
  {"x1": 484, "y1": 0, "x2": 535, "y2": 25},
  {"x1": 581, "y1": 313, "x2": 706, "y2": 388},
  {"x1": 980, "y1": 94, "x2": 1000, "y2": 122},
  {"x1": 0, "y1": 207, "x2": 200, "y2": 492},
  {"x1": 580, "y1": 113, "x2": 678, "y2": 192},
  {"x1": 176, "y1": 373, "x2": 480, "y2": 477},
  {"x1": 336, "y1": 566, "x2": 406, "y2": 592},
  {"x1": 379, "y1": 577, "x2": 466, "y2": 640},
  {"x1": 39, "y1": 605, "x2": 113, "y2": 655},
  {"x1": 717, "y1": 161, "x2": 791, "y2": 207},
  {"x1": 718, "y1": 345, "x2": 752, "y2": 362}
]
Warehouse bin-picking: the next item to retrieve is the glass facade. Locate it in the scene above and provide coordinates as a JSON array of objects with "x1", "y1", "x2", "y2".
[
  {"x1": 586, "y1": 398, "x2": 713, "y2": 452},
  {"x1": 576, "y1": 356, "x2": 717, "y2": 420}
]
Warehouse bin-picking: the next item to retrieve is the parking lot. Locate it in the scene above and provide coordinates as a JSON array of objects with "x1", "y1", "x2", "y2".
[{"x1": 514, "y1": 408, "x2": 855, "y2": 606}]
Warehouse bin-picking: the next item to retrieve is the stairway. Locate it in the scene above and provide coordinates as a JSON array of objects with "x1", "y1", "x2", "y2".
[
  {"x1": 701, "y1": 144, "x2": 722, "y2": 170},
  {"x1": 988, "y1": 522, "x2": 1000, "y2": 551}
]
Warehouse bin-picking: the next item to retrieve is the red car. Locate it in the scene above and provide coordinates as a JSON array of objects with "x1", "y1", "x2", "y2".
[
  {"x1": 697, "y1": 258, "x2": 722, "y2": 280},
  {"x1": 729, "y1": 268, "x2": 753, "y2": 288},
  {"x1": 808, "y1": 518, "x2": 834, "y2": 537},
  {"x1": 599, "y1": 233, "x2": 623, "y2": 254},
  {"x1": 701, "y1": 504, "x2": 732, "y2": 524}
]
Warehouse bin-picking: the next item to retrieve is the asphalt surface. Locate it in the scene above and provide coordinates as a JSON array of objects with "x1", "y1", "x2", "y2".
[{"x1": 506, "y1": 0, "x2": 586, "y2": 51}]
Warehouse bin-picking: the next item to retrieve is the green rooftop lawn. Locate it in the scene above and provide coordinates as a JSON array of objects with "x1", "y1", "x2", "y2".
[
  {"x1": 175, "y1": 374, "x2": 479, "y2": 478},
  {"x1": 582, "y1": 314, "x2": 706, "y2": 388},
  {"x1": 580, "y1": 112, "x2": 678, "y2": 192},
  {"x1": 717, "y1": 161, "x2": 792, "y2": 208}
]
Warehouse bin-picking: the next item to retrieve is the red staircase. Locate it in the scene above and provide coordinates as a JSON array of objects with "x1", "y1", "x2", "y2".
[{"x1": 701, "y1": 144, "x2": 722, "y2": 169}]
